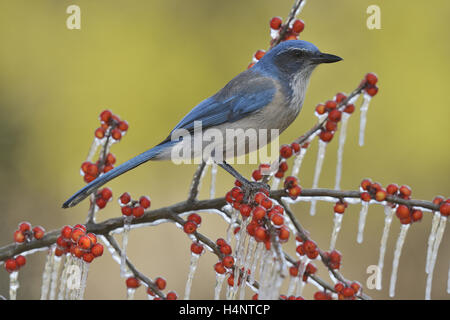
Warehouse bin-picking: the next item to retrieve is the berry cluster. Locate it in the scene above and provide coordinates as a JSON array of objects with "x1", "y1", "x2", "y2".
[
  {"x1": 295, "y1": 238, "x2": 319, "y2": 260},
  {"x1": 95, "y1": 187, "x2": 113, "y2": 209},
  {"x1": 284, "y1": 176, "x2": 302, "y2": 200},
  {"x1": 119, "y1": 192, "x2": 151, "y2": 219},
  {"x1": 363, "y1": 73, "x2": 379, "y2": 97},
  {"x1": 96, "y1": 109, "x2": 129, "y2": 141},
  {"x1": 80, "y1": 152, "x2": 116, "y2": 183},
  {"x1": 315, "y1": 93, "x2": 354, "y2": 143},
  {"x1": 214, "y1": 238, "x2": 235, "y2": 274},
  {"x1": 313, "y1": 290, "x2": 333, "y2": 300},
  {"x1": 55, "y1": 224, "x2": 104, "y2": 263},
  {"x1": 334, "y1": 281, "x2": 361, "y2": 300},
  {"x1": 248, "y1": 16, "x2": 305, "y2": 69},
  {"x1": 279, "y1": 294, "x2": 305, "y2": 300},
  {"x1": 434, "y1": 196, "x2": 450, "y2": 217},
  {"x1": 4, "y1": 255, "x2": 26, "y2": 273},
  {"x1": 322, "y1": 250, "x2": 342, "y2": 270},
  {"x1": 183, "y1": 213, "x2": 201, "y2": 234},
  {"x1": 144, "y1": 276, "x2": 177, "y2": 300},
  {"x1": 289, "y1": 261, "x2": 317, "y2": 282},
  {"x1": 13, "y1": 222, "x2": 45, "y2": 243}
]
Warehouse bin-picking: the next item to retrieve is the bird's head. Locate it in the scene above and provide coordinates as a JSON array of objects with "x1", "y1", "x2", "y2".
[{"x1": 255, "y1": 40, "x2": 342, "y2": 79}]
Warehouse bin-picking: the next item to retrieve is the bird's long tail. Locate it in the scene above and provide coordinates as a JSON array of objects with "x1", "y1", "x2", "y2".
[{"x1": 62, "y1": 141, "x2": 175, "y2": 208}]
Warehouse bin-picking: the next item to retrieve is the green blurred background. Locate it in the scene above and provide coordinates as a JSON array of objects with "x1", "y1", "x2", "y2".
[{"x1": 0, "y1": 0, "x2": 448, "y2": 300}]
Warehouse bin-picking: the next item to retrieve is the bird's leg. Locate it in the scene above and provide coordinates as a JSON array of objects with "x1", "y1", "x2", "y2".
[{"x1": 217, "y1": 161, "x2": 270, "y2": 201}]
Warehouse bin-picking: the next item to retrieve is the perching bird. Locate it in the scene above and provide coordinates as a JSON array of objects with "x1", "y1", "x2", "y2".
[{"x1": 63, "y1": 40, "x2": 341, "y2": 208}]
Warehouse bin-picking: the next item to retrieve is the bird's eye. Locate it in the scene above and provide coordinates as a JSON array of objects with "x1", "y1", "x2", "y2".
[{"x1": 293, "y1": 50, "x2": 303, "y2": 57}]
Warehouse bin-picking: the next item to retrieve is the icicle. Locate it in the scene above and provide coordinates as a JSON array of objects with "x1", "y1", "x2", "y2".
[
  {"x1": 238, "y1": 237, "x2": 257, "y2": 300},
  {"x1": 231, "y1": 220, "x2": 250, "y2": 298},
  {"x1": 49, "y1": 255, "x2": 63, "y2": 300},
  {"x1": 376, "y1": 206, "x2": 395, "y2": 290},
  {"x1": 58, "y1": 254, "x2": 72, "y2": 300},
  {"x1": 198, "y1": 161, "x2": 210, "y2": 193},
  {"x1": 40, "y1": 248, "x2": 55, "y2": 300},
  {"x1": 287, "y1": 274, "x2": 298, "y2": 296},
  {"x1": 77, "y1": 261, "x2": 89, "y2": 300},
  {"x1": 389, "y1": 224, "x2": 410, "y2": 298},
  {"x1": 291, "y1": 147, "x2": 307, "y2": 178},
  {"x1": 426, "y1": 211, "x2": 441, "y2": 273},
  {"x1": 310, "y1": 140, "x2": 328, "y2": 216},
  {"x1": 295, "y1": 256, "x2": 309, "y2": 297},
  {"x1": 249, "y1": 242, "x2": 264, "y2": 284},
  {"x1": 358, "y1": 93, "x2": 372, "y2": 146},
  {"x1": 357, "y1": 201, "x2": 370, "y2": 243},
  {"x1": 120, "y1": 216, "x2": 133, "y2": 278},
  {"x1": 214, "y1": 273, "x2": 226, "y2": 300},
  {"x1": 184, "y1": 253, "x2": 201, "y2": 300},
  {"x1": 210, "y1": 162, "x2": 217, "y2": 199},
  {"x1": 447, "y1": 262, "x2": 450, "y2": 294},
  {"x1": 330, "y1": 213, "x2": 344, "y2": 250},
  {"x1": 9, "y1": 271, "x2": 19, "y2": 300},
  {"x1": 226, "y1": 208, "x2": 239, "y2": 243},
  {"x1": 271, "y1": 177, "x2": 281, "y2": 190},
  {"x1": 86, "y1": 138, "x2": 101, "y2": 162},
  {"x1": 334, "y1": 112, "x2": 351, "y2": 190},
  {"x1": 425, "y1": 216, "x2": 447, "y2": 300},
  {"x1": 127, "y1": 288, "x2": 136, "y2": 300}
]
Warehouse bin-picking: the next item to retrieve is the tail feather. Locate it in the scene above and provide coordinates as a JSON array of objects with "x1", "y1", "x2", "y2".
[{"x1": 62, "y1": 142, "x2": 173, "y2": 208}]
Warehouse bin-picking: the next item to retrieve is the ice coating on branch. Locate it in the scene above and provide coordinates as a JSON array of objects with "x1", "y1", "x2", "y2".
[
  {"x1": 330, "y1": 213, "x2": 343, "y2": 250},
  {"x1": 426, "y1": 212, "x2": 441, "y2": 273},
  {"x1": 9, "y1": 271, "x2": 19, "y2": 300},
  {"x1": 389, "y1": 224, "x2": 410, "y2": 298},
  {"x1": 358, "y1": 93, "x2": 372, "y2": 146},
  {"x1": 295, "y1": 256, "x2": 309, "y2": 297},
  {"x1": 425, "y1": 216, "x2": 447, "y2": 300},
  {"x1": 376, "y1": 206, "x2": 395, "y2": 290},
  {"x1": 40, "y1": 248, "x2": 54, "y2": 300},
  {"x1": 357, "y1": 202, "x2": 370, "y2": 243},
  {"x1": 210, "y1": 162, "x2": 217, "y2": 199},
  {"x1": 184, "y1": 253, "x2": 201, "y2": 300},
  {"x1": 291, "y1": 147, "x2": 308, "y2": 178},
  {"x1": 310, "y1": 140, "x2": 328, "y2": 216},
  {"x1": 334, "y1": 112, "x2": 351, "y2": 190},
  {"x1": 127, "y1": 288, "x2": 136, "y2": 300},
  {"x1": 120, "y1": 216, "x2": 133, "y2": 278},
  {"x1": 86, "y1": 138, "x2": 101, "y2": 162},
  {"x1": 226, "y1": 208, "x2": 239, "y2": 243},
  {"x1": 214, "y1": 273, "x2": 226, "y2": 300},
  {"x1": 271, "y1": 177, "x2": 281, "y2": 190}
]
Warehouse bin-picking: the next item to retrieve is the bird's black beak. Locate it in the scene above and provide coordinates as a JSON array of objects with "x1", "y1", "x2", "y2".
[{"x1": 311, "y1": 52, "x2": 343, "y2": 64}]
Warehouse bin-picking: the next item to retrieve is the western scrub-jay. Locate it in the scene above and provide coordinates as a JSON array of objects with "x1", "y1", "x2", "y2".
[{"x1": 63, "y1": 40, "x2": 341, "y2": 208}]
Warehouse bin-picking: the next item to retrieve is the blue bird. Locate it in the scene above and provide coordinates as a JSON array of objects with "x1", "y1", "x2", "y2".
[{"x1": 63, "y1": 40, "x2": 341, "y2": 208}]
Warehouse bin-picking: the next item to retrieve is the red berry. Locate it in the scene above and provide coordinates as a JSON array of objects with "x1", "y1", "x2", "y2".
[
  {"x1": 314, "y1": 291, "x2": 331, "y2": 300},
  {"x1": 77, "y1": 235, "x2": 92, "y2": 250},
  {"x1": 5, "y1": 258, "x2": 18, "y2": 272},
  {"x1": 239, "y1": 204, "x2": 252, "y2": 218},
  {"x1": 342, "y1": 287, "x2": 355, "y2": 298},
  {"x1": 95, "y1": 127, "x2": 105, "y2": 139},
  {"x1": 261, "y1": 198, "x2": 273, "y2": 210},
  {"x1": 252, "y1": 206, "x2": 266, "y2": 220},
  {"x1": 328, "y1": 109, "x2": 342, "y2": 122},
  {"x1": 375, "y1": 189, "x2": 387, "y2": 202},
  {"x1": 118, "y1": 120, "x2": 129, "y2": 132},
  {"x1": 96, "y1": 197, "x2": 107, "y2": 209},
  {"x1": 83, "y1": 253, "x2": 95, "y2": 263},
  {"x1": 319, "y1": 130, "x2": 334, "y2": 142},
  {"x1": 183, "y1": 221, "x2": 197, "y2": 234},
  {"x1": 126, "y1": 277, "x2": 140, "y2": 289},
  {"x1": 325, "y1": 100, "x2": 337, "y2": 110},
  {"x1": 139, "y1": 196, "x2": 151, "y2": 209},
  {"x1": 334, "y1": 283, "x2": 344, "y2": 293},
  {"x1": 325, "y1": 121, "x2": 337, "y2": 132},
  {"x1": 214, "y1": 262, "x2": 226, "y2": 274},
  {"x1": 61, "y1": 225, "x2": 72, "y2": 239},
  {"x1": 386, "y1": 184, "x2": 399, "y2": 195},
  {"x1": 99, "y1": 188, "x2": 112, "y2": 201},
  {"x1": 350, "y1": 281, "x2": 361, "y2": 293},
  {"x1": 280, "y1": 145, "x2": 293, "y2": 159},
  {"x1": 303, "y1": 240, "x2": 316, "y2": 253},
  {"x1": 278, "y1": 227, "x2": 290, "y2": 242},
  {"x1": 132, "y1": 206, "x2": 145, "y2": 218},
  {"x1": 111, "y1": 129, "x2": 122, "y2": 141},
  {"x1": 166, "y1": 291, "x2": 178, "y2": 300},
  {"x1": 216, "y1": 238, "x2": 226, "y2": 247},
  {"x1": 191, "y1": 242, "x2": 204, "y2": 255},
  {"x1": 254, "y1": 192, "x2": 266, "y2": 204},
  {"x1": 91, "y1": 243, "x2": 104, "y2": 257},
  {"x1": 100, "y1": 110, "x2": 112, "y2": 123},
  {"x1": 87, "y1": 163, "x2": 98, "y2": 177},
  {"x1": 106, "y1": 153, "x2": 116, "y2": 165},
  {"x1": 252, "y1": 169, "x2": 262, "y2": 181},
  {"x1": 396, "y1": 205, "x2": 410, "y2": 219},
  {"x1": 155, "y1": 277, "x2": 166, "y2": 290},
  {"x1": 271, "y1": 214, "x2": 284, "y2": 226},
  {"x1": 187, "y1": 213, "x2": 201, "y2": 225},
  {"x1": 335, "y1": 92, "x2": 347, "y2": 103},
  {"x1": 365, "y1": 73, "x2": 378, "y2": 86},
  {"x1": 334, "y1": 202, "x2": 346, "y2": 214},
  {"x1": 291, "y1": 142, "x2": 301, "y2": 154},
  {"x1": 33, "y1": 226, "x2": 45, "y2": 240},
  {"x1": 254, "y1": 50, "x2": 265, "y2": 60},
  {"x1": 343, "y1": 104, "x2": 355, "y2": 114},
  {"x1": 120, "y1": 192, "x2": 131, "y2": 204},
  {"x1": 18, "y1": 222, "x2": 31, "y2": 232},
  {"x1": 315, "y1": 104, "x2": 326, "y2": 115},
  {"x1": 288, "y1": 185, "x2": 302, "y2": 200},
  {"x1": 292, "y1": 19, "x2": 305, "y2": 33},
  {"x1": 254, "y1": 227, "x2": 267, "y2": 242},
  {"x1": 279, "y1": 161, "x2": 288, "y2": 172},
  {"x1": 71, "y1": 228, "x2": 85, "y2": 243},
  {"x1": 365, "y1": 85, "x2": 378, "y2": 97},
  {"x1": 121, "y1": 206, "x2": 132, "y2": 216},
  {"x1": 222, "y1": 255, "x2": 235, "y2": 268},
  {"x1": 360, "y1": 192, "x2": 371, "y2": 202},
  {"x1": 15, "y1": 255, "x2": 26, "y2": 268},
  {"x1": 14, "y1": 230, "x2": 25, "y2": 243},
  {"x1": 440, "y1": 202, "x2": 450, "y2": 216},
  {"x1": 220, "y1": 244, "x2": 232, "y2": 255},
  {"x1": 360, "y1": 179, "x2": 372, "y2": 191},
  {"x1": 270, "y1": 16, "x2": 282, "y2": 30},
  {"x1": 399, "y1": 185, "x2": 412, "y2": 198},
  {"x1": 289, "y1": 265, "x2": 299, "y2": 277}
]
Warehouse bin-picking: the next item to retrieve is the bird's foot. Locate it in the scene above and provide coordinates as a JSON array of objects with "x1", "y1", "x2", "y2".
[{"x1": 240, "y1": 180, "x2": 271, "y2": 203}]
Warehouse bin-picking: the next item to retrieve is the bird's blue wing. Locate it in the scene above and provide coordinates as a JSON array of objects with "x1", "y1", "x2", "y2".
[{"x1": 169, "y1": 72, "x2": 276, "y2": 135}]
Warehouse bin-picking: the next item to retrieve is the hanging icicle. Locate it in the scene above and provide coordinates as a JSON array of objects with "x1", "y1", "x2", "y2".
[
  {"x1": 214, "y1": 273, "x2": 226, "y2": 300},
  {"x1": 310, "y1": 140, "x2": 328, "y2": 216},
  {"x1": 376, "y1": 206, "x2": 395, "y2": 290},
  {"x1": 330, "y1": 213, "x2": 343, "y2": 250},
  {"x1": 357, "y1": 201, "x2": 370, "y2": 243},
  {"x1": 358, "y1": 93, "x2": 372, "y2": 147},
  {"x1": 389, "y1": 223, "x2": 410, "y2": 297},
  {"x1": 9, "y1": 271, "x2": 19, "y2": 300},
  {"x1": 40, "y1": 248, "x2": 55, "y2": 300},
  {"x1": 425, "y1": 215, "x2": 447, "y2": 300},
  {"x1": 120, "y1": 216, "x2": 133, "y2": 278},
  {"x1": 334, "y1": 112, "x2": 351, "y2": 190},
  {"x1": 184, "y1": 252, "x2": 201, "y2": 300},
  {"x1": 426, "y1": 211, "x2": 441, "y2": 273},
  {"x1": 210, "y1": 162, "x2": 217, "y2": 199}
]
